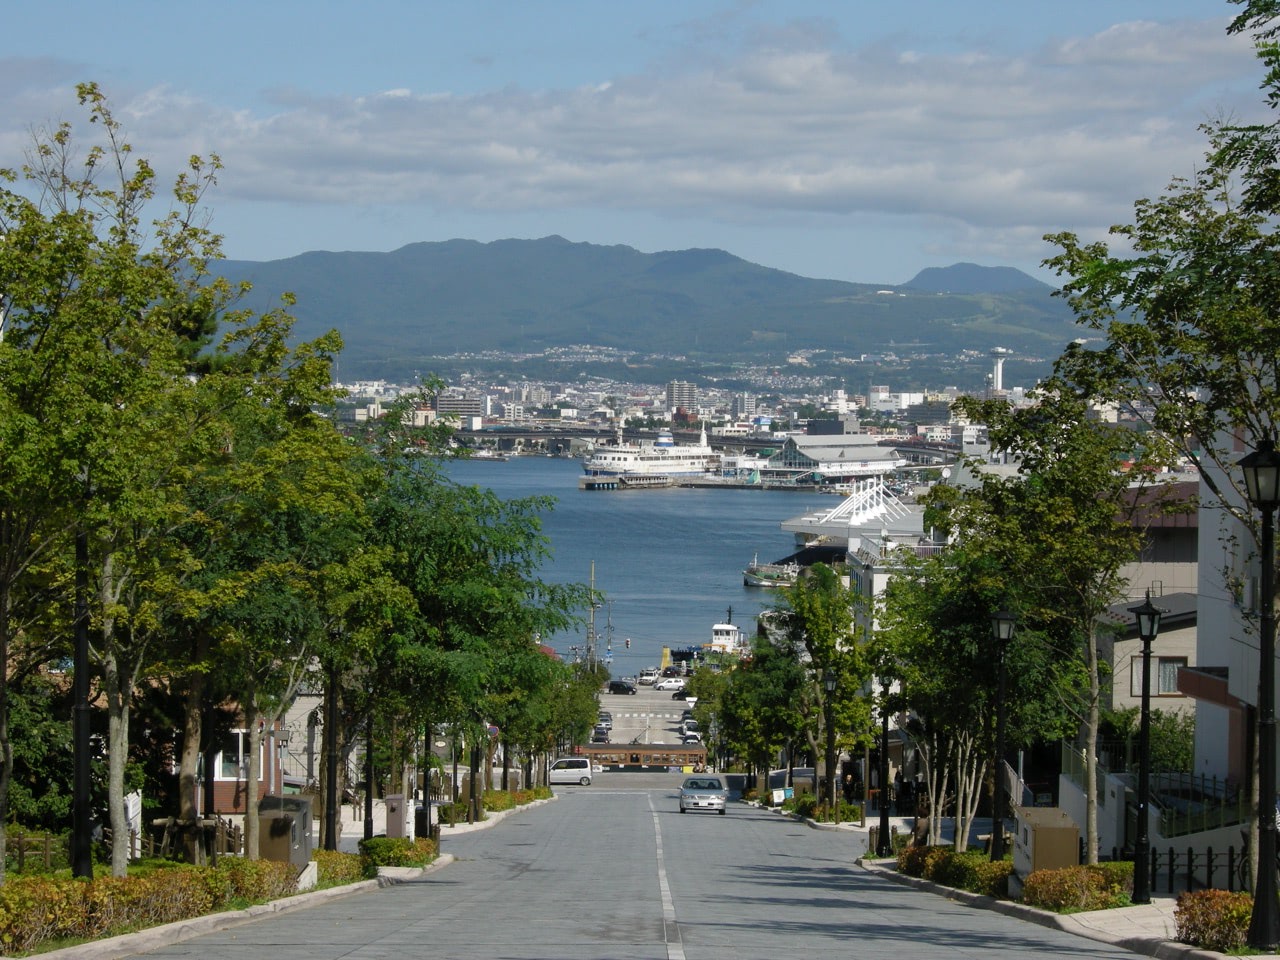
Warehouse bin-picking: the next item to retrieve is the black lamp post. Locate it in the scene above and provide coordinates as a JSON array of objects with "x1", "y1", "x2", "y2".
[
  {"x1": 877, "y1": 676, "x2": 892, "y2": 857},
  {"x1": 1241, "y1": 438, "x2": 1280, "y2": 950},
  {"x1": 1129, "y1": 591, "x2": 1162, "y2": 905},
  {"x1": 990, "y1": 609, "x2": 1016, "y2": 862},
  {"x1": 823, "y1": 668, "x2": 838, "y2": 823}
]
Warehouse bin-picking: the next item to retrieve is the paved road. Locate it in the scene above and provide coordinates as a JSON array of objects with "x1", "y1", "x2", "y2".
[
  {"x1": 600, "y1": 682, "x2": 694, "y2": 745},
  {"x1": 126, "y1": 773, "x2": 1144, "y2": 960}
]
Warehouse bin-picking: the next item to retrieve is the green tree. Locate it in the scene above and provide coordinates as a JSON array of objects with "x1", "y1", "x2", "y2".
[
  {"x1": 928, "y1": 388, "x2": 1175, "y2": 859},
  {"x1": 772, "y1": 564, "x2": 872, "y2": 809}
]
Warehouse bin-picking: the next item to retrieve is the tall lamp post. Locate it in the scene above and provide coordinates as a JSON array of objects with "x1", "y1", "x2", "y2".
[
  {"x1": 877, "y1": 676, "x2": 892, "y2": 857},
  {"x1": 1129, "y1": 591, "x2": 1162, "y2": 905},
  {"x1": 990, "y1": 609, "x2": 1016, "y2": 862},
  {"x1": 1241, "y1": 438, "x2": 1280, "y2": 950},
  {"x1": 823, "y1": 668, "x2": 838, "y2": 823}
]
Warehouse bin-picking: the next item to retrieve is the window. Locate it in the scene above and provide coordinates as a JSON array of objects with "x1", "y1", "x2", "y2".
[
  {"x1": 217, "y1": 730, "x2": 251, "y2": 780},
  {"x1": 1130, "y1": 656, "x2": 1187, "y2": 697}
]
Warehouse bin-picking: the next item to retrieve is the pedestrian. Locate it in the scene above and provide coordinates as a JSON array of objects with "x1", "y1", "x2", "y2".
[{"x1": 843, "y1": 774, "x2": 855, "y2": 805}]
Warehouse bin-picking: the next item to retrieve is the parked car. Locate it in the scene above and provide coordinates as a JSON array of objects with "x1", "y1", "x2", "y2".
[
  {"x1": 681, "y1": 719, "x2": 700, "y2": 736},
  {"x1": 661, "y1": 666, "x2": 684, "y2": 677},
  {"x1": 679, "y1": 775, "x2": 727, "y2": 815},
  {"x1": 682, "y1": 732, "x2": 702, "y2": 744},
  {"x1": 597, "y1": 711, "x2": 612, "y2": 729},
  {"x1": 592, "y1": 725, "x2": 610, "y2": 743},
  {"x1": 654, "y1": 677, "x2": 685, "y2": 691},
  {"x1": 608, "y1": 679, "x2": 637, "y2": 695},
  {"x1": 549, "y1": 757, "x2": 592, "y2": 786}
]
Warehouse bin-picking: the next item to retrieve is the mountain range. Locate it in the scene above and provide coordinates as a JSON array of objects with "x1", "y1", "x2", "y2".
[{"x1": 212, "y1": 236, "x2": 1079, "y2": 383}]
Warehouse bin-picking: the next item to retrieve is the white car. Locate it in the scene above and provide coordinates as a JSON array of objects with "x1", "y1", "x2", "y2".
[
  {"x1": 654, "y1": 677, "x2": 685, "y2": 691},
  {"x1": 638, "y1": 669, "x2": 659, "y2": 685}
]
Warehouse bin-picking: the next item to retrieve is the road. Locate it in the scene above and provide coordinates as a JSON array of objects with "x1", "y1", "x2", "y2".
[
  {"x1": 599, "y1": 681, "x2": 693, "y2": 745},
  {"x1": 128, "y1": 773, "x2": 1143, "y2": 960}
]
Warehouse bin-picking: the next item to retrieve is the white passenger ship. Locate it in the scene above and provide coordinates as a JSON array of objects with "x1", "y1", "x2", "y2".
[{"x1": 582, "y1": 426, "x2": 720, "y2": 478}]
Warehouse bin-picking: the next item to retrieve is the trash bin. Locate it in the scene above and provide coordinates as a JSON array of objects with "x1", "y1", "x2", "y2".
[{"x1": 257, "y1": 795, "x2": 313, "y2": 868}]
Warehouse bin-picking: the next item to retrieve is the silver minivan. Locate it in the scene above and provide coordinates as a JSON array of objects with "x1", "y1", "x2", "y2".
[{"x1": 549, "y1": 756, "x2": 592, "y2": 785}]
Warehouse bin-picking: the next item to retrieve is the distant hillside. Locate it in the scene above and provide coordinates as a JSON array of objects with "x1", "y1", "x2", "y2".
[
  {"x1": 904, "y1": 262, "x2": 1052, "y2": 295},
  {"x1": 212, "y1": 237, "x2": 1078, "y2": 381}
]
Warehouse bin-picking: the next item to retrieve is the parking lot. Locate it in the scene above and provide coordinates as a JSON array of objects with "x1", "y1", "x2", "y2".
[{"x1": 598, "y1": 677, "x2": 695, "y2": 745}]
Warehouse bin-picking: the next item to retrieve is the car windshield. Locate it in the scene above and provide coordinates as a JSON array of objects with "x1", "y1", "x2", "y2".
[{"x1": 683, "y1": 778, "x2": 723, "y2": 791}]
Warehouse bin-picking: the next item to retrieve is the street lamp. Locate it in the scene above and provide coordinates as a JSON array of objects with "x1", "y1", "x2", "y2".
[
  {"x1": 1129, "y1": 591, "x2": 1162, "y2": 904},
  {"x1": 823, "y1": 668, "x2": 838, "y2": 824},
  {"x1": 1241, "y1": 438, "x2": 1280, "y2": 950},
  {"x1": 990, "y1": 609, "x2": 1016, "y2": 862},
  {"x1": 877, "y1": 676, "x2": 892, "y2": 857}
]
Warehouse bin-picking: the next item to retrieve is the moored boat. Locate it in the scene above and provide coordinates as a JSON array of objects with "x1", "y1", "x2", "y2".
[
  {"x1": 742, "y1": 553, "x2": 800, "y2": 588},
  {"x1": 582, "y1": 425, "x2": 719, "y2": 479}
]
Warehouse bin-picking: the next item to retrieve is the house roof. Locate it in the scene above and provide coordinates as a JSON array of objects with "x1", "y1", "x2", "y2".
[
  {"x1": 1123, "y1": 480, "x2": 1199, "y2": 529},
  {"x1": 1101, "y1": 591, "x2": 1197, "y2": 633}
]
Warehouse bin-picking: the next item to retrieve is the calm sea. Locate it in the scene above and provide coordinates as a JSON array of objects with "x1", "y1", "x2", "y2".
[{"x1": 445, "y1": 455, "x2": 833, "y2": 676}]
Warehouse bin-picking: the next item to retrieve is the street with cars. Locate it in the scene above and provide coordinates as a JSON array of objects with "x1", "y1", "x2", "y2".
[
  {"x1": 598, "y1": 681, "x2": 697, "y2": 746},
  {"x1": 127, "y1": 777, "x2": 1147, "y2": 960}
]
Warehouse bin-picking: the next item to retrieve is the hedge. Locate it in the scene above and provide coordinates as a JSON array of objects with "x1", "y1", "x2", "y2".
[
  {"x1": 1174, "y1": 889, "x2": 1252, "y2": 953},
  {"x1": 895, "y1": 845, "x2": 1012, "y2": 899},
  {"x1": 1020, "y1": 863, "x2": 1132, "y2": 912}
]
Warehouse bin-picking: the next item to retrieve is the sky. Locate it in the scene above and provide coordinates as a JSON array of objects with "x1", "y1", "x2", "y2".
[{"x1": 0, "y1": 1, "x2": 1268, "y2": 285}]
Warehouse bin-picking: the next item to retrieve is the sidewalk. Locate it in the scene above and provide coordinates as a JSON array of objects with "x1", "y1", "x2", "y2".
[
  {"x1": 768, "y1": 804, "x2": 1264, "y2": 960},
  {"x1": 859, "y1": 856, "x2": 1264, "y2": 960}
]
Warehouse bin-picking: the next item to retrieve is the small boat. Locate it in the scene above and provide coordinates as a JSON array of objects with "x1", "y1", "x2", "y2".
[{"x1": 742, "y1": 553, "x2": 800, "y2": 588}]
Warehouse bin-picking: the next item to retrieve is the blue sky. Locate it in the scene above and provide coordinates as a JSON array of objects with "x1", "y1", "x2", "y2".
[{"x1": 0, "y1": 1, "x2": 1266, "y2": 284}]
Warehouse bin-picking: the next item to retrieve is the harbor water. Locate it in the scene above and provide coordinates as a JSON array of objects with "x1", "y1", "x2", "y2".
[{"x1": 445, "y1": 455, "x2": 834, "y2": 677}]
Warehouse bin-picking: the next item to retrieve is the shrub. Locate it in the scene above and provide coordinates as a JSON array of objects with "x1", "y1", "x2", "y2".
[
  {"x1": 482, "y1": 790, "x2": 516, "y2": 812},
  {"x1": 358, "y1": 836, "x2": 437, "y2": 872},
  {"x1": 312, "y1": 849, "x2": 365, "y2": 887},
  {"x1": 1020, "y1": 864, "x2": 1132, "y2": 913},
  {"x1": 1175, "y1": 889, "x2": 1252, "y2": 953},
  {"x1": 437, "y1": 800, "x2": 476, "y2": 825},
  {"x1": 894, "y1": 846, "x2": 1012, "y2": 898},
  {"x1": 213, "y1": 857, "x2": 299, "y2": 904},
  {"x1": 531, "y1": 785, "x2": 552, "y2": 801},
  {"x1": 897, "y1": 844, "x2": 949, "y2": 879}
]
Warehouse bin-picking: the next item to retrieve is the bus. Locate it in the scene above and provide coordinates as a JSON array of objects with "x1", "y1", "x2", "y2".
[{"x1": 577, "y1": 742, "x2": 707, "y2": 772}]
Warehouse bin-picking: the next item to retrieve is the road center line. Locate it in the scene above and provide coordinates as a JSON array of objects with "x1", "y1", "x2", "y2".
[{"x1": 650, "y1": 796, "x2": 686, "y2": 960}]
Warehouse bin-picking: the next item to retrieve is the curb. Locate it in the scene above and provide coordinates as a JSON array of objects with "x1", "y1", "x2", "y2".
[{"x1": 857, "y1": 858, "x2": 1233, "y2": 960}]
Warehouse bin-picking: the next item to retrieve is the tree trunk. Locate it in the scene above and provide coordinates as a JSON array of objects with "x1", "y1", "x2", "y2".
[
  {"x1": 177, "y1": 630, "x2": 209, "y2": 865},
  {"x1": 1084, "y1": 623, "x2": 1101, "y2": 865},
  {"x1": 244, "y1": 693, "x2": 262, "y2": 860},
  {"x1": 102, "y1": 644, "x2": 131, "y2": 877},
  {"x1": 0, "y1": 585, "x2": 12, "y2": 886}
]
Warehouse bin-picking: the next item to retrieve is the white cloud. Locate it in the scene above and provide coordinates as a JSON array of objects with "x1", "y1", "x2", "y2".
[{"x1": 0, "y1": 16, "x2": 1263, "y2": 275}]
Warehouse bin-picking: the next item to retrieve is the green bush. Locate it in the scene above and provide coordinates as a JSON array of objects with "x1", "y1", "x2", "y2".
[
  {"x1": 0, "y1": 862, "x2": 235, "y2": 954},
  {"x1": 897, "y1": 844, "x2": 950, "y2": 878},
  {"x1": 437, "y1": 800, "x2": 477, "y2": 825},
  {"x1": 1020, "y1": 863, "x2": 1132, "y2": 912},
  {"x1": 531, "y1": 785, "x2": 552, "y2": 801},
  {"x1": 482, "y1": 790, "x2": 516, "y2": 812},
  {"x1": 1174, "y1": 889, "x2": 1252, "y2": 953},
  {"x1": 358, "y1": 836, "x2": 437, "y2": 872},
  {"x1": 312, "y1": 849, "x2": 365, "y2": 888},
  {"x1": 213, "y1": 857, "x2": 299, "y2": 904},
  {"x1": 894, "y1": 845, "x2": 1012, "y2": 898}
]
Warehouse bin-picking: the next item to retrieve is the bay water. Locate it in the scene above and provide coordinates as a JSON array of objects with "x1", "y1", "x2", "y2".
[{"x1": 446, "y1": 455, "x2": 834, "y2": 677}]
